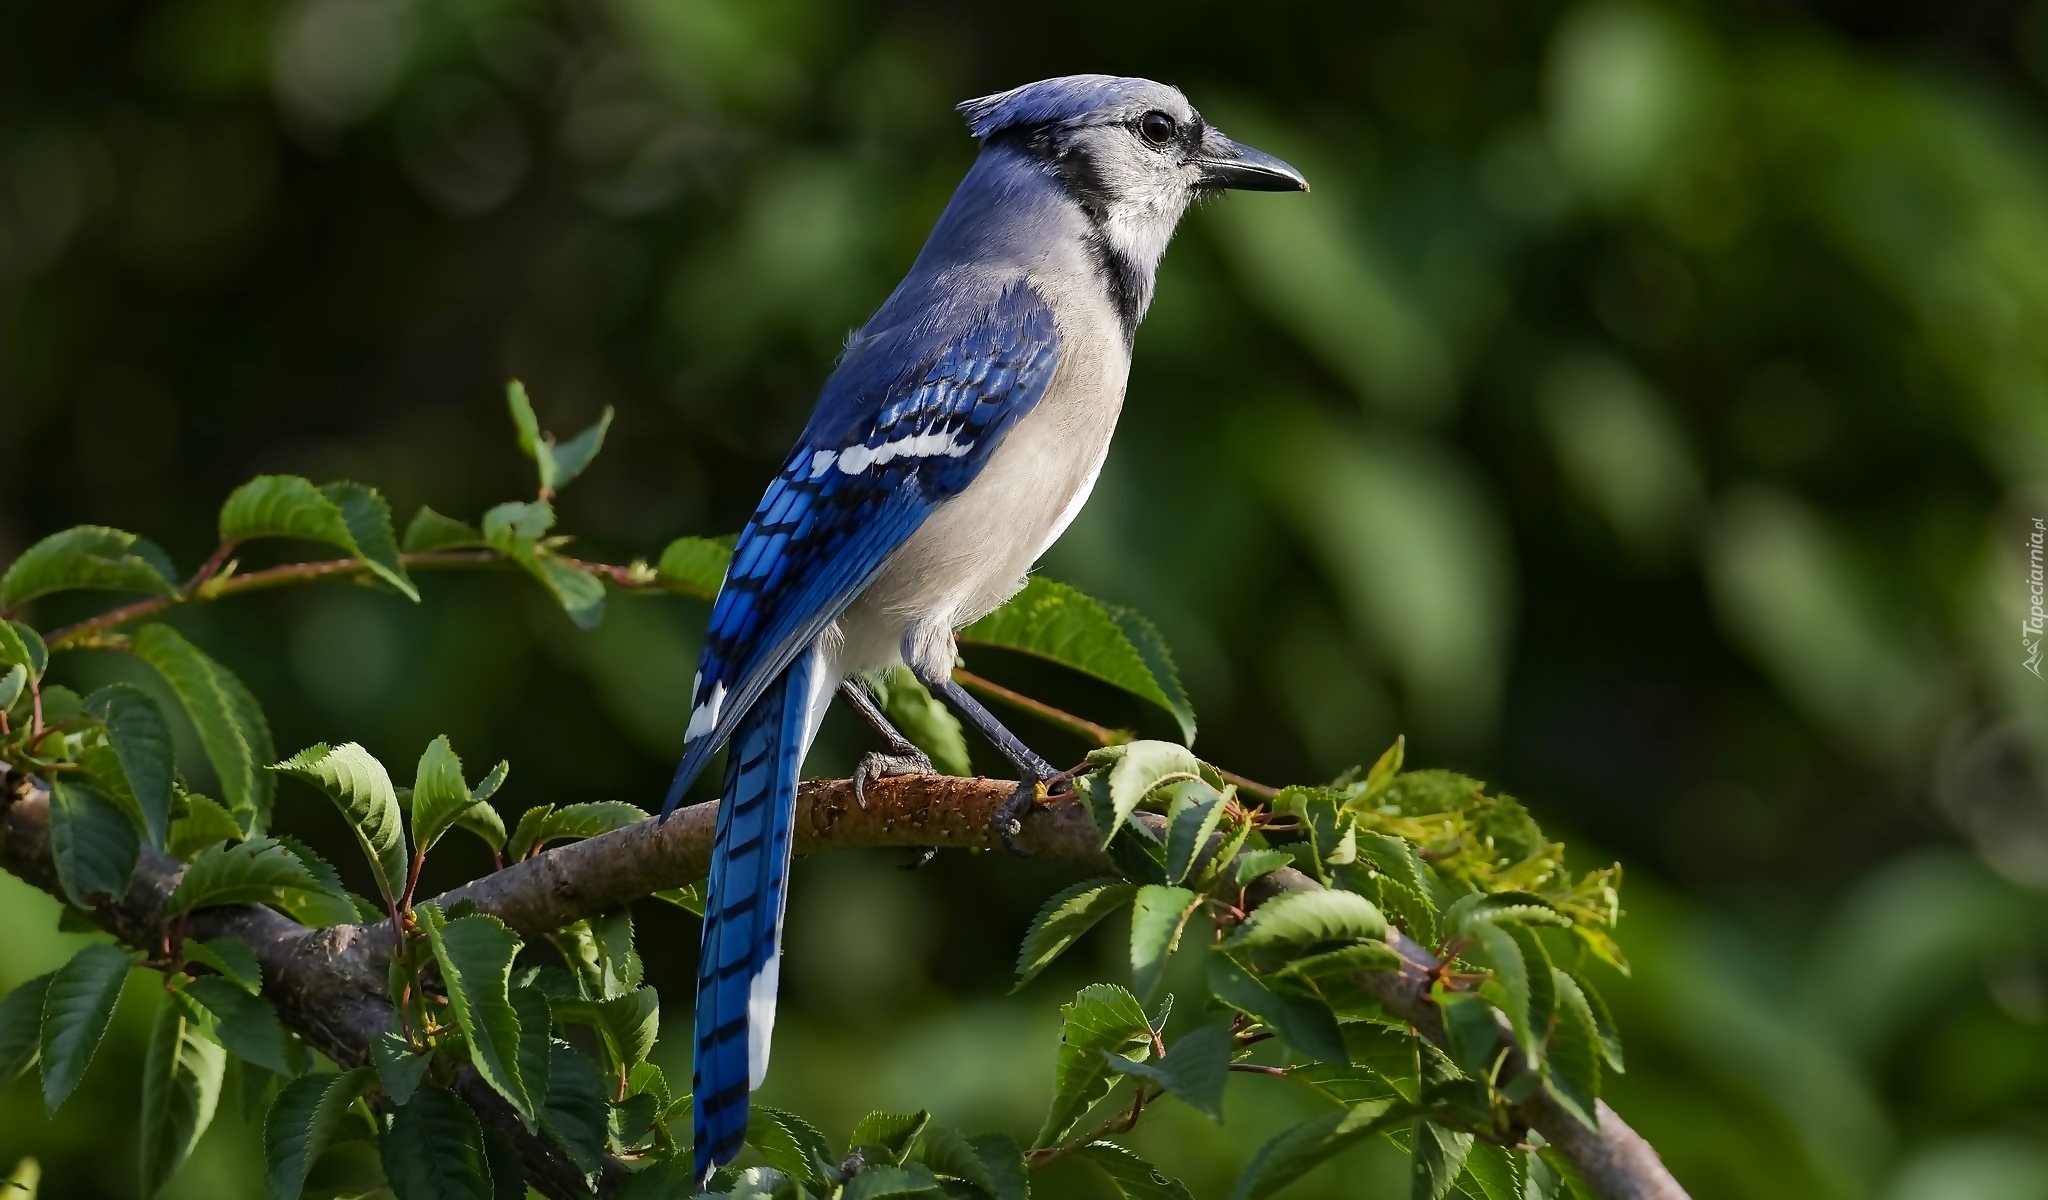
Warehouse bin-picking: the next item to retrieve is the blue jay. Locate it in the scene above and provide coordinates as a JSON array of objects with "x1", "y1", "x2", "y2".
[{"x1": 658, "y1": 74, "x2": 1305, "y2": 1183}]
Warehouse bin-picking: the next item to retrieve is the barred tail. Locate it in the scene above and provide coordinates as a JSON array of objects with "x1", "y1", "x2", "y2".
[{"x1": 691, "y1": 644, "x2": 822, "y2": 1185}]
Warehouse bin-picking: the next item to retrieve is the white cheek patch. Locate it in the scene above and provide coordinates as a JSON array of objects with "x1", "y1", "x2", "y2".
[
  {"x1": 684, "y1": 680, "x2": 727, "y2": 741},
  {"x1": 835, "y1": 428, "x2": 976, "y2": 475}
]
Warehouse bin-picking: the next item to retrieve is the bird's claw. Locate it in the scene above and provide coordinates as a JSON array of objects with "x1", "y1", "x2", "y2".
[
  {"x1": 994, "y1": 777, "x2": 1050, "y2": 856},
  {"x1": 851, "y1": 746, "x2": 935, "y2": 809}
]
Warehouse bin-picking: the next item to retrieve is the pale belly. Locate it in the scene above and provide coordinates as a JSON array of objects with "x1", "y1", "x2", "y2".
[{"x1": 834, "y1": 360, "x2": 1126, "y2": 678}]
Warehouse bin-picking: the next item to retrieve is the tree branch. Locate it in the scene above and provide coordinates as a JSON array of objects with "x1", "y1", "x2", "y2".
[{"x1": 0, "y1": 771, "x2": 1687, "y2": 1200}]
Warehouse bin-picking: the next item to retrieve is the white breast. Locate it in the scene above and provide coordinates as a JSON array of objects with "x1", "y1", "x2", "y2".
[{"x1": 836, "y1": 277, "x2": 1129, "y2": 677}]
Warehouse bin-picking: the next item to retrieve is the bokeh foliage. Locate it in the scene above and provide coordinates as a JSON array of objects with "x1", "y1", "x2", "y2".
[{"x1": 3, "y1": 0, "x2": 2048, "y2": 1197}]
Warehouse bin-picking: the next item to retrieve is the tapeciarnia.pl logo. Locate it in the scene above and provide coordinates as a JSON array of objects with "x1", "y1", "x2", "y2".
[{"x1": 2027, "y1": 517, "x2": 2045, "y2": 679}]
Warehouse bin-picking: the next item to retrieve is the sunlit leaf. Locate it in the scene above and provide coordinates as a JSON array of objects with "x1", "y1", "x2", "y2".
[
  {"x1": 167, "y1": 791, "x2": 243, "y2": 862},
  {"x1": 1235, "y1": 849, "x2": 1294, "y2": 887},
  {"x1": 0, "y1": 526, "x2": 178, "y2": 611},
  {"x1": 548, "y1": 407, "x2": 614, "y2": 492},
  {"x1": 321, "y1": 481, "x2": 419, "y2": 599},
  {"x1": 1129, "y1": 885, "x2": 1201, "y2": 1003},
  {"x1": 269, "y1": 742, "x2": 407, "y2": 907},
  {"x1": 520, "y1": 802, "x2": 645, "y2": 857},
  {"x1": 1546, "y1": 970, "x2": 1603, "y2": 1129},
  {"x1": 402, "y1": 507, "x2": 486, "y2": 553},
  {"x1": 655, "y1": 536, "x2": 732, "y2": 599},
  {"x1": 841, "y1": 1163, "x2": 941, "y2": 1200},
  {"x1": 411, "y1": 735, "x2": 475, "y2": 856},
  {"x1": 962, "y1": 578, "x2": 1197, "y2": 744},
  {"x1": 748, "y1": 1105, "x2": 833, "y2": 1183},
  {"x1": 864, "y1": 667, "x2": 972, "y2": 776},
  {"x1": 1035, "y1": 984, "x2": 1152, "y2": 1147},
  {"x1": 372, "y1": 1031, "x2": 431, "y2": 1106},
  {"x1": 850, "y1": 1110, "x2": 931, "y2": 1164},
  {"x1": 1225, "y1": 890, "x2": 1387, "y2": 962},
  {"x1": 1101, "y1": 741, "x2": 1203, "y2": 847},
  {"x1": 1163, "y1": 785, "x2": 1229, "y2": 885},
  {"x1": 1413, "y1": 1117, "x2": 1474, "y2": 1200}
]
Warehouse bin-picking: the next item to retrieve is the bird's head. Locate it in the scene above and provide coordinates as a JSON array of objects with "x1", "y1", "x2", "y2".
[{"x1": 959, "y1": 74, "x2": 1306, "y2": 309}]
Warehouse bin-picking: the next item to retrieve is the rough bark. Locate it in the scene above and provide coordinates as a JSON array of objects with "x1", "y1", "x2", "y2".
[{"x1": 0, "y1": 772, "x2": 1688, "y2": 1200}]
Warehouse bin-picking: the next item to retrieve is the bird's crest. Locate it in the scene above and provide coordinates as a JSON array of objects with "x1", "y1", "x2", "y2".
[{"x1": 957, "y1": 74, "x2": 1184, "y2": 139}]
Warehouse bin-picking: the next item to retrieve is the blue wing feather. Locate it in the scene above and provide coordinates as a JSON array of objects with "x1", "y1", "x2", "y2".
[{"x1": 660, "y1": 281, "x2": 1061, "y2": 812}]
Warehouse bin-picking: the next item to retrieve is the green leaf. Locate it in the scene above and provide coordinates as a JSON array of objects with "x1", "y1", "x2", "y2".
[
  {"x1": 864, "y1": 667, "x2": 972, "y2": 776},
  {"x1": 1101, "y1": 741, "x2": 1203, "y2": 847},
  {"x1": 1103, "y1": 604, "x2": 1198, "y2": 746},
  {"x1": 1074, "y1": 1141, "x2": 1197, "y2": 1200},
  {"x1": 411, "y1": 735, "x2": 475, "y2": 856},
  {"x1": 548, "y1": 407, "x2": 614, "y2": 492},
  {"x1": 1235, "y1": 849, "x2": 1294, "y2": 887},
  {"x1": 1205, "y1": 954, "x2": 1347, "y2": 1064},
  {"x1": 1435, "y1": 988, "x2": 1501, "y2": 1079},
  {"x1": 965, "y1": 1134, "x2": 1028, "y2": 1200},
  {"x1": 1230, "y1": 1100, "x2": 1413, "y2": 1200},
  {"x1": 1, "y1": 526, "x2": 178, "y2": 612},
  {"x1": 1577, "y1": 975, "x2": 1624, "y2": 1074},
  {"x1": 1458, "y1": 1143, "x2": 1524, "y2": 1200},
  {"x1": 506, "y1": 381, "x2": 548, "y2": 487},
  {"x1": 0, "y1": 664, "x2": 23, "y2": 712},
  {"x1": 47, "y1": 780, "x2": 138, "y2": 907},
  {"x1": 962, "y1": 578, "x2": 1197, "y2": 744},
  {"x1": 1545, "y1": 970, "x2": 1603, "y2": 1130},
  {"x1": 167, "y1": 791, "x2": 243, "y2": 861},
  {"x1": 265, "y1": 1067, "x2": 376, "y2": 1200},
  {"x1": 372, "y1": 1031, "x2": 431, "y2": 1106},
  {"x1": 1014, "y1": 878, "x2": 1137, "y2": 989},
  {"x1": 1163, "y1": 787, "x2": 1229, "y2": 885},
  {"x1": 1274, "y1": 943, "x2": 1405, "y2": 986},
  {"x1": 514, "y1": 550, "x2": 607, "y2": 630},
  {"x1": 481, "y1": 500, "x2": 555, "y2": 545},
  {"x1": 655, "y1": 536, "x2": 733, "y2": 599},
  {"x1": 402, "y1": 506, "x2": 487, "y2": 553},
  {"x1": 1360, "y1": 737, "x2": 1405, "y2": 802},
  {"x1": 167, "y1": 837, "x2": 324, "y2": 914},
  {"x1": 918, "y1": 1126, "x2": 994, "y2": 1194},
  {"x1": 1443, "y1": 893, "x2": 1568, "y2": 938},
  {"x1": 418, "y1": 906, "x2": 534, "y2": 1129},
  {"x1": 180, "y1": 933, "x2": 258, "y2": 991},
  {"x1": 218, "y1": 474, "x2": 347, "y2": 548},
  {"x1": 453, "y1": 802, "x2": 508, "y2": 855},
  {"x1": 0, "y1": 974, "x2": 52, "y2": 1084},
  {"x1": 851, "y1": 1110, "x2": 931, "y2": 1164},
  {"x1": 519, "y1": 801, "x2": 646, "y2": 857},
  {"x1": 138, "y1": 991, "x2": 226, "y2": 1198},
  {"x1": 133, "y1": 624, "x2": 275, "y2": 833},
  {"x1": 85, "y1": 684, "x2": 175, "y2": 849},
  {"x1": 40, "y1": 943, "x2": 131, "y2": 1112},
  {"x1": 382, "y1": 1088, "x2": 494, "y2": 1200},
  {"x1": 1035, "y1": 984, "x2": 1152, "y2": 1147},
  {"x1": 269, "y1": 742, "x2": 408, "y2": 907},
  {"x1": 540, "y1": 1040, "x2": 608, "y2": 1177},
  {"x1": 1129, "y1": 885, "x2": 1201, "y2": 1003},
  {"x1": 1105, "y1": 1021, "x2": 1231, "y2": 1121},
  {"x1": 1226, "y1": 890, "x2": 1387, "y2": 962},
  {"x1": 843, "y1": 1163, "x2": 942, "y2": 1200},
  {"x1": 321, "y1": 481, "x2": 419, "y2": 600},
  {"x1": 748, "y1": 1105, "x2": 833, "y2": 1182},
  {"x1": 0, "y1": 620, "x2": 45, "y2": 680},
  {"x1": 588, "y1": 908, "x2": 642, "y2": 999},
  {"x1": 1413, "y1": 1118, "x2": 1474, "y2": 1200},
  {"x1": 182, "y1": 976, "x2": 292, "y2": 1074},
  {"x1": 471, "y1": 760, "x2": 510, "y2": 805},
  {"x1": 1469, "y1": 924, "x2": 1532, "y2": 1064},
  {"x1": 596, "y1": 987, "x2": 659, "y2": 1065},
  {"x1": 269, "y1": 835, "x2": 362, "y2": 927},
  {"x1": 511, "y1": 986, "x2": 552, "y2": 1124},
  {"x1": 505, "y1": 805, "x2": 554, "y2": 862}
]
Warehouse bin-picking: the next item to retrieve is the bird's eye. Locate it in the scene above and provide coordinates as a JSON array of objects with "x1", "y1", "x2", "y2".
[{"x1": 1138, "y1": 111, "x2": 1177, "y2": 148}]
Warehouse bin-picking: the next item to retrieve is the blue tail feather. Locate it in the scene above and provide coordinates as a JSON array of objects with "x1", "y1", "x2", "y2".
[{"x1": 691, "y1": 644, "x2": 820, "y2": 1185}]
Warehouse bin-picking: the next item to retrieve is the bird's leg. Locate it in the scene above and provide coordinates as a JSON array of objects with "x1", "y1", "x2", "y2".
[
  {"x1": 909, "y1": 662, "x2": 1059, "y2": 855},
  {"x1": 838, "y1": 680, "x2": 934, "y2": 809}
]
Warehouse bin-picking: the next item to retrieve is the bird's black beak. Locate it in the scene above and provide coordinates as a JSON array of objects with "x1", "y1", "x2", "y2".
[{"x1": 1193, "y1": 129, "x2": 1309, "y2": 193}]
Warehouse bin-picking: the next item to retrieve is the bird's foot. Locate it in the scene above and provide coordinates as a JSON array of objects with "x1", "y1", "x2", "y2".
[
  {"x1": 851, "y1": 746, "x2": 935, "y2": 809},
  {"x1": 992, "y1": 777, "x2": 1044, "y2": 856}
]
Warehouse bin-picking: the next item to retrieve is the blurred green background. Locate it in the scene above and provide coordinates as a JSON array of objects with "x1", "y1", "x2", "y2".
[{"x1": 5, "y1": 0, "x2": 2048, "y2": 1196}]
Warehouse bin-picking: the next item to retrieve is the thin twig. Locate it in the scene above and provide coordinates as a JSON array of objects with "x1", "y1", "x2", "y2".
[{"x1": 955, "y1": 667, "x2": 1126, "y2": 746}]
